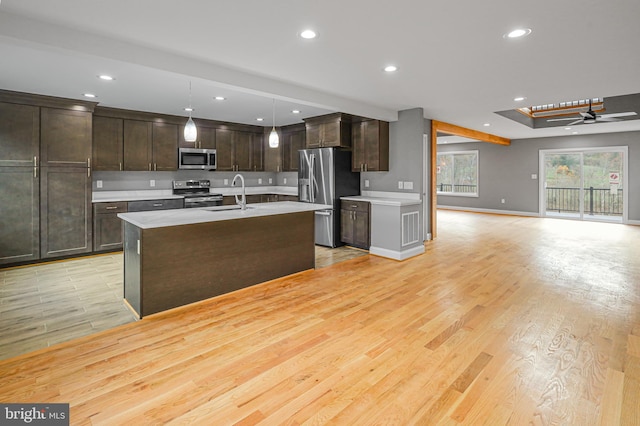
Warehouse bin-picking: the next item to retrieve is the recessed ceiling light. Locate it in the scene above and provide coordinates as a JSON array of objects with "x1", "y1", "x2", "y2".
[
  {"x1": 384, "y1": 65, "x2": 398, "y2": 73},
  {"x1": 292, "y1": 110, "x2": 301, "y2": 114},
  {"x1": 256, "y1": 118, "x2": 264, "y2": 122},
  {"x1": 505, "y1": 28, "x2": 532, "y2": 38},
  {"x1": 300, "y1": 30, "x2": 317, "y2": 39},
  {"x1": 483, "y1": 123, "x2": 491, "y2": 127},
  {"x1": 184, "y1": 107, "x2": 194, "y2": 112},
  {"x1": 98, "y1": 75, "x2": 114, "y2": 81},
  {"x1": 214, "y1": 96, "x2": 226, "y2": 101},
  {"x1": 83, "y1": 93, "x2": 97, "y2": 98},
  {"x1": 514, "y1": 96, "x2": 526, "y2": 102}
]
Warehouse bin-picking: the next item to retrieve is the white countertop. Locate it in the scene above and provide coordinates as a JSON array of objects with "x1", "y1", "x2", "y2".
[
  {"x1": 118, "y1": 201, "x2": 330, "y2": 229},
  {"x1": 341, "y1": 191, "x2": 422, "y2": 207},
  {"x1": 93, "y1": 186, "x2": 298, "y2": 202}
]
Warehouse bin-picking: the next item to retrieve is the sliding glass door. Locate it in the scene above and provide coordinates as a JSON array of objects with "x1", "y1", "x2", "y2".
[{"x1": 540, "y1": 147, "x2": 626, "y2": 223}]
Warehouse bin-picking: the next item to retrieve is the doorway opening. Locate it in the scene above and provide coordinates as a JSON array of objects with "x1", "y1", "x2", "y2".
[{"x1": 539, "y1": 146, "x2": 628, "y2": 223}]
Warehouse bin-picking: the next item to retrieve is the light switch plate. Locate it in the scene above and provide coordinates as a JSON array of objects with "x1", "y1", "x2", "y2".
[
  {"x1": 364, "y1": 179, "x2": 369, "y2": 188},
  {"x1": 224, "y1": 179, "x2": 228, "y2": 185},
  {"x1": 269, "y1": 178, "x2": 273, "y2": 184},
  {"x1": 150, "y1": 180, "x2": 155, "y2": 187},
  {"x1": 398, "y1": 181, "x2": 404, "y2": 189},
  {"x1": 96, "y1": 180, "x2": 103, "y2": 188},
  {"x1": 283, "y1": 178, "x2": 287, "y2": 184},
  {"x1": 531, "y1": 174, "x2": 538, "y2": 179},
  {"x1": 258, "y1": 178, "x2": 262, "y2": 184},
  {"x1": 404, "y1": 181, "x2": 413, "y2": 190}
]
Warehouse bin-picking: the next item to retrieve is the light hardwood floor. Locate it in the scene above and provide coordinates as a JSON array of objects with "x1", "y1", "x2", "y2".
[
  {"x1": 0, "y1": 246, "x2": 365, "y2": 361},
  {"x1": 1, "y1": 210, "x2": 639, "y2": 425}
]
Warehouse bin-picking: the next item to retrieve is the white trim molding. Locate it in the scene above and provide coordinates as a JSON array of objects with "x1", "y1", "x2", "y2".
[{"x1": 370, "y1": 245, "x2": 425, "y2": 261}]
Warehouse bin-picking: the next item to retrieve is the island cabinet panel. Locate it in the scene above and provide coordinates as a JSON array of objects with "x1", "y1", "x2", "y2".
[
  {"x1": 123, "y1": 119, "x2": 152, "y2": 171},
  {"x1": 40, "y1": 167, "x2": 92, "y2": 258},
  {"x1": 352, "y1": 119, "x2": 389, "y2": 172},
  {"x1": 92, "y1": 116, "x2": 124, "y2": 171},
  {"x1": 124, "y1": 211, "x2": 315, "y2": 317},
  {"x1": 0, "y1": 166, "x2": 40, "y2": 265},
  {"x1": 152, "y1": 122, "x2": 178, "y2": 171},
  {"x1": 40, "y1": 108, "x2": 92, "y2": 168},
  {"x1": 0, "y1": 102, "x2": 40, "y2": 165}
]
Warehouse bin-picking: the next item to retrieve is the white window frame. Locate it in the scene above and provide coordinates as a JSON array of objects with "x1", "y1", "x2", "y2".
[{"x1": 436, "y1": 150, "x2": 479, "y2": 197}]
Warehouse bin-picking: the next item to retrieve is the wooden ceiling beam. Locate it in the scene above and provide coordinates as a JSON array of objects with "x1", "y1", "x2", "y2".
[{"x1": 432, "y1": 120, "x2": 511, "y2": 146}]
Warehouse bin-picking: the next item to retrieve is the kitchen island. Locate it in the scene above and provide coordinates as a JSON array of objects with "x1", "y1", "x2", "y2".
[{"x1": 118, "y1": 201, "x2": 330, "y2": 318}]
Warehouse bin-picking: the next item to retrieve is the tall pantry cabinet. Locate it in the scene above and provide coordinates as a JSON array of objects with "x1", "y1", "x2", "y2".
[{"x1": 0, "y1": 91, "x2": 96, "y2": 265}]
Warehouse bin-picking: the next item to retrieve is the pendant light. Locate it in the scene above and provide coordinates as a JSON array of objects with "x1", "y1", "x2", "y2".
[
  {"x1": 269, "y1": 99, "x2": 279, "y2": 148},
  {"x1": 184, "y1": 81, "x2": 197, "y2": 142}
]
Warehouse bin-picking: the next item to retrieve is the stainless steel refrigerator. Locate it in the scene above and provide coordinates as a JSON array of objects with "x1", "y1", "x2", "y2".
[{"x1": 299, "y1": 148, "x2": 360, "y2": 247}]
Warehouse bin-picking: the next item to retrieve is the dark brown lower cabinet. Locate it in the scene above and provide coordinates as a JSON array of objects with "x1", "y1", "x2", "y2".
[
  {"x1": 93, "y1": 202, "x2": 128, "y2": 252},
  {"x1": 40, "y1": 167, "x2": 92, "y2": 259},
  {"x1": 340, "y1": 200, "x2": 370, "y2": 250},
  {"x1": 0, "y1": 166, "x2": 40, "y2": 265}
]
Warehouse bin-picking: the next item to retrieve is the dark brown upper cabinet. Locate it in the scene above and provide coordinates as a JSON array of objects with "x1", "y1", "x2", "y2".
[
  {"x1": 178, "y1": 122, "x2": 216, "y2": 149},
  {"x1": 352, "y1": 119, "x2": 389, "y2": 172},
  {"x1": 304, "y1": 113, "x2": 352, "y2": 149},
  {"x1": 40, "y1": 108, "x2": 92, "y2": 168},
  {"x1": 0, "y1": 102, "x2": 40, "y2": 165},
  {"x1": 283, "y1": 126, "x2": 305, "y2": 171},
  {"x1": 93, "y1": 116, "x2": 124, "y2": 171},
  {"x1": 152, "y1": 122, "x2": 178, "y2": 171},
  {"x1": 123, "y1": 119, "x2": 152, "y2": 171}
]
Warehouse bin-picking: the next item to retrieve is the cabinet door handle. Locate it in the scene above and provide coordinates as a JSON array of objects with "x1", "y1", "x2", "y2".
[
  {"x1": 33, "y1": 156, "x2": 38, "y2": 178},
  {"x1": 119, "y1": 162, "x2": 122, "y2": 171},
  {"x1": 148, "y1": 163, "x2": 152, "y2": 171},
  {"x1": 153, "y1": 203, "x2": 163, "y2": 207},
  {"x1": 155, "y1": 163, "x2": 158, "y2": 171},
  {"x1": 88, "y1": 158, "x2": 91, "y2": 177},
  {"x1": 105, "y1": 206, "x2": 118, "y2": 210}
]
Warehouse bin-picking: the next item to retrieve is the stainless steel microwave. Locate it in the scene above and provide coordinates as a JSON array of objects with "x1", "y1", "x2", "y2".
[{"x1": 178, "y1": 148, "x2": 217, "y2": 170}]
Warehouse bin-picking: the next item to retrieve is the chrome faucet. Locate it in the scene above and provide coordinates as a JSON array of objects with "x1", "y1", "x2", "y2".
[{"x1": 232, "y1": 173, "x2": 246, "y2": 210}]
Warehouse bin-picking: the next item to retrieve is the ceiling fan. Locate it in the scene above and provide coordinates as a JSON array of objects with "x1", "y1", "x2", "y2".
[{"x1": 547, "y1": 100, "x2": 637, "y2": 125}]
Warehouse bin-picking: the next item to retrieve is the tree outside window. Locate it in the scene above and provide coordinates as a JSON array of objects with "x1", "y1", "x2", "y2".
[{"x1": 436, "y1": 151, "x2": 478, "y2": 196}]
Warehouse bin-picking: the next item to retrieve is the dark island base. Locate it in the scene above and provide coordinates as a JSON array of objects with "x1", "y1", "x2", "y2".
[{"x1": 124, "y1": 211, "x2": 315, "y2": 317}]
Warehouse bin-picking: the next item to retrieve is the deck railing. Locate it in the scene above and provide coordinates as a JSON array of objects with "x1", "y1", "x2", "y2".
[{"x1": 546, "y1": 187, "x2": 623, "y2": 216}]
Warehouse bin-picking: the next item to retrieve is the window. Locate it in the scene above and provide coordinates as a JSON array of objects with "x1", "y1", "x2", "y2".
[{"x1": 436, "y1": 150, "x2": 478, "y2": 196}]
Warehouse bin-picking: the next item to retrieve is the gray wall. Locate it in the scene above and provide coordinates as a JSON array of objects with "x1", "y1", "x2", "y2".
[
  {"x1": 362, "y1": 108, "x2": 425, "y2": 195},
  {"x1": 436, "y1": 130, "x2": 640, "y2": 221}
]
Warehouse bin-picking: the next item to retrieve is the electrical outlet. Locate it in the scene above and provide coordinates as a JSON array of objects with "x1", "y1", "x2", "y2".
[
  {"x1": 364, "y1": 179, "x2": 369, "y2": 188},
  {"x1": 96, "y1": 180, "x2": 103, "y2": 189},
  {"x1": 258, "y1": 178, "x2": 263, "y2": 184},
  {"x1": 398, "y1": 181, "x2": 404, "y2": 189},
  {"x1": 404, "y1": 181, "x2": 413, "y2": 190},
  {"x1": 283, "y1": 178, "x2": 287, "y2": 184},
  {"x1": 150, "y1": 180, "x2": 155, "y2": 187},
  {"x1": 501, "y1": 198, "x2": 506, "y2": 204},
  {"x1": 531, "y1": 174, "x2": 538, "y2": 179},
  {"x1": 224, "y1": 179, "x2": 228, "y2": 185},
  {"x1": 269, "y1": 178, "x2": 273, "y2": 184}
]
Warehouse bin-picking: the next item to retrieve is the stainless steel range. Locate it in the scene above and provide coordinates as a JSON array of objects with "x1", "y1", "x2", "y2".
[{"x1": 173, "y1": 180, "x2": 223, "y2": 208}]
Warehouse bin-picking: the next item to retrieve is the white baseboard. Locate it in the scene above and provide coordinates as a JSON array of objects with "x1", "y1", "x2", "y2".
[
  {"x1": 628, "y1": 219, "x2": 640, "y2": 226},
  {"x1": 437, "y1": 205, "x2": 539, "y2": 217},
  {"x1": 369, "y1": 244, "x2": 425, "y2": 261}
]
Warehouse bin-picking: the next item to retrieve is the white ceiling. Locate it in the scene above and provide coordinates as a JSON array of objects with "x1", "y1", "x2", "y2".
[{"x1": 1, "y1": 0, "x2": 640, "y2": 139}]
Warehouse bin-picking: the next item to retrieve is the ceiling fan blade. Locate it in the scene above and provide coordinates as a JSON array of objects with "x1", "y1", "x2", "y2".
[
  {"x1": 546, "y1": 117, "x2": 580, "y2": 122},
  {"x1": 599, "y1": 111, "x2": 637, "y2": 119},
  {"x1": 597, "y1": 117, "x2": 622, "y2": 122}
]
